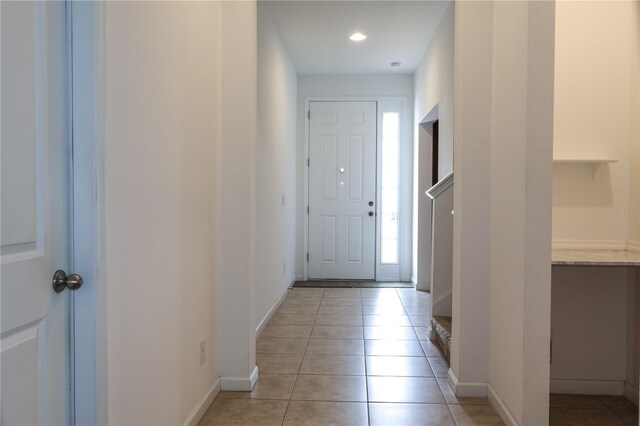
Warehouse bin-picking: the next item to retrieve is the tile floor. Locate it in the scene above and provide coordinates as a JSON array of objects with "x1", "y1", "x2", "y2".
[
  {"x1": 199, "y1": 287, "x2": 503, "y2": 425},
  {"x1": 199, "y1": 287, "x2": 640, "y2": 425}
]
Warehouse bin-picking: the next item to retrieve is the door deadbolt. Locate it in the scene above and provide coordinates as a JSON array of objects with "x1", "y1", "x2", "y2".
[
  {"x1": 52, "y1": 270, "x2": 84, "y2": 293},
  {"x1": 368, "y1": 201, "x2": 374, "y2": 206}
]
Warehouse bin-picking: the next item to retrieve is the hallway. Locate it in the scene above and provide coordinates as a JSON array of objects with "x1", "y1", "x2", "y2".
[{"x1": 199, "y1": 287, "x2": 503, "y2": 425}]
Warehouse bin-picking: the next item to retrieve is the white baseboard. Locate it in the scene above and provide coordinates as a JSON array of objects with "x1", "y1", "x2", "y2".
[
  {"x1": 256, "y1": 286, "x2": 290, "y2": 337},
  {"x1": 550, "y1": 379, "x2": 624, "y2": 395},
  {"x1": 220, "y1": 366, "x2": 259, "y2": 391},
  {"x1": 487, "y1": 384, "x2": 518, "y2": 426},
  {"x1": 627, "y1": 240, "x2": 640, "y2": 253},
  {"x1": 182, "y1": 378, "x2": 220, "y2": 426},
  {"x1": 624, "y1": 381, "x2": 639, "y2": 406},
  {"x1": 447, "y1": 369, "x2": 487, "y2": 397},
  {"x1": 552, "y1": 239, "x2": 628, "y2": 251}
]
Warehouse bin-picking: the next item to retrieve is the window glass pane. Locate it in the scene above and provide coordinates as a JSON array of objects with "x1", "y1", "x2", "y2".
[{"x1": 380, "y1": 112, "x2": 399, "y2": 265}]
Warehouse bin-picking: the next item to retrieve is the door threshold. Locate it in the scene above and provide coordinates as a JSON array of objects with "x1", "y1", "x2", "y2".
[{"x1": 293, "y1": 280, "x2": 413, "y2": 288}]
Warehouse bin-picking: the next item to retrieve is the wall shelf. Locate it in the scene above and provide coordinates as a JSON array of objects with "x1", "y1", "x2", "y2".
[{"x1": 552, "y1": 158, "x2": 618, "y2": 180}]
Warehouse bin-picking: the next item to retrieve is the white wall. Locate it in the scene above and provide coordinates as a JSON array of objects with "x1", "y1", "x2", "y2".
[
  {"x1": 101, "y1": 2, "x2": 221, "y2": 423},
  {"x1": 553, "y1": 1, "x2": 640, "y2": 248},
  {"x1": 488, "y1": 3, "x2": 554, "y2": 424},
  {"x1": 256, "y1": 3, "x2": 298, "y2": 327},
  {"x1": 412, "y1": 3, "x2": 454, "y2": 290},
  {"x1": 295, "y1": 75, "x2": 414, "y2": 279},
  {"x1": 451, "y1": 2, "x2": 554, "y2": 424}
]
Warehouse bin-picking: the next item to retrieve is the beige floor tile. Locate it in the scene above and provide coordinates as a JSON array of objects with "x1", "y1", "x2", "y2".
[
  {"x1": 414, "y1": 327, "x2": 433, "y2": 341},
  {"x1": 363, "y1": 315, "x2": 412, "y2": 326},
  {"x1": 283, "y1": 401, "x2": 368, "y2": 426},
  {"x1": 361, "y1": 288, "x2": 400, "y2": 297},
  {"x1": 218, "y1": 374, "x2": 297, "y2": 400},
  {"x1": 311, "y1": 325, "x2": 364, "y2": 339},
  {"x1": 281, "y1": 295, "x2": 322, "y2": 306},
  {"x1": 549, "y1": 394, "x2": 606, "y2": 409},
  {"x1": 400, "y1": 298, "x2": 431, "y2": 307},
  {"x1": 321, "y1": 297, "x2": 362, "y2": 306},
  {"x1": 396, "y1": 289, "x2": 430, "y2": 299},
  {"x1": 289, "y1": 288, "x2": 325, "y2": 296},
  {"x1": 291, "y1": 374, "x2": 367, "y2": 402},
  {"x1": 363, "y1": 304, "x2": 407, "y2": 315},
  {"x1": 256, "y1": 353, "x2": 303, "y2": 374},
  {"x1": 436, "y1": 378, "x2": 490, "y2": 405},
  {"x1": 549, "y1": 407, "x2": 627, "y2": 426},
  {"x1": 275, "y1": 304, "x2": 319, "y2": 315},
  {"x1": 315, "y1": 314, "x2": 363, "y2": 326},
  {"x1": 409, "y1": 315, "x2": 432, "y2": 327},
  {"x1": 449, "y1": 405, "x2": 505, "y2": 425},
  {"x1": 198, "y1": 399, "x2": 288, "y2": 426},
  {"x1": 597, "y1": 396, "x2": 639, "y2": 424},
  {"x1": 427, "y1": 356, "x2": 449, "y2": 377},
  {"x1": 366, "y1": 356, "x2": 434, "y2": 377},
  {"x1": 365, "y1": 339, "x2": 425, "y2": 356},
  {"x1": 404, "y1": 306, "x2": 433, "y2": 316},
  {"x1": 268, "y1": 313, "x2": 316, "y2": 325},
  {"x1": 300, "y1": 354, "x2": 365, "y2": 375},
  {"x1": 323, "y1": 288, "x2": 361, "y2": 298},
  {"x1": 364, "y1": 325, "x2": 417, "y2": 340},
  {"x1": 305, "y1": 338, "x2": 364, "y2": 355},
  {"x1": 361, "y1": 297, "x2": 402, "y2": 306},
  {"x1": 256, "y1": 338, "x2": 308, "y2": 354},
  {"x1": 367, "y1": 376, "x2": 445, "y2": 403},
  {"x1": 318, "y1": 304, "x2": 362, "y2": 315},
  {"x1": 260, "y1": 324, "x2": 313, "y2": 339},
  {"x1": 369, "y1": 402, "x2": 456, "y2": 425}
]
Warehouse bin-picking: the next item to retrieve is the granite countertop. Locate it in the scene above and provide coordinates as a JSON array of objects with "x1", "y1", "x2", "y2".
[{"x1": 552, "y1": 249, "x2": 640, "y2": 266}]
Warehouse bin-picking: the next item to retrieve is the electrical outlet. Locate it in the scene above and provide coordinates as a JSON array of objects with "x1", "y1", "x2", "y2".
[{"x1": 200, "y1": 339, "x2": 206, "y2": 365}]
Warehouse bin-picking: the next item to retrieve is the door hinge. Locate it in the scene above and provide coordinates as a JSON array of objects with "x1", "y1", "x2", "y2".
[
  {"x1": 307, "y1": 205, "x2": 309, "y2": 214},
  {"x1": 308, "y1": 110, "x2": 311, "y2": 120},
  {"x1": 307, "y1": 158, "x2": 310, "y2": 167},
  {"x1": 306, "y1": 253, "x2": 309, "y2": 262}
]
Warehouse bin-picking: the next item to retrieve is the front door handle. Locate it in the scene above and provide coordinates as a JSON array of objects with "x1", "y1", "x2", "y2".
[
  {"x1": 368, "y1": 211, "x2": 374, "y2": 217},
  {"x1": 52, "y1": 270, "x2": 84, "y2": 293}
]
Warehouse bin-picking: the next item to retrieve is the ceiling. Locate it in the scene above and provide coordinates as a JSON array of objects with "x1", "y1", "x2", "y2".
[{"x1": 264, "y1": 1, "x2": 449, "y2": 75}]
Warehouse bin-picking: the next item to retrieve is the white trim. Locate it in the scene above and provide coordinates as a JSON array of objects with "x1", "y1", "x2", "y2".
[
  {"x1": 552, "y1": 239, "x2": 627, "y2": 250},
  {"x1": 220, "y1": 366, "x2": 259, "y2": 391},
  {"x1": 627, "y1": 240, "x2": 640, "y2": 253},
  {"x1": 550, "y1": 379, "x2": 625, "y2": 395},
  {"x1": 426, "y1": 171, "x2": 453, "y2": 199},
  {"x1": 623, "y1": 381, "x2": 639, "y2": 406},
  {"x1": 447, "y1": 369, "x2": 487, "y2": 397},
  {"x1": 182, "y1": 379, "x2": 220, "y2": 426},
  {"x1": 487, "y1": 384, "x2": 518, "y2": 426},
  {"x1": 255, "y1": 285, "x2": 290, "y2": 336}
]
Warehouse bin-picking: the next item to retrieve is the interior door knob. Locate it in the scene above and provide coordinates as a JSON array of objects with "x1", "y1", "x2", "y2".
[
  {"x1": 368, "y1": 211, "x2": 374, "y2": 217},
  {"x1": 52, "y1": 270, "x2": 84, "y2": 293}
]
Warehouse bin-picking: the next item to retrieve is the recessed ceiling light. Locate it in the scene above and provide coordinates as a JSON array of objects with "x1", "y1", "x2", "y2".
[
  {"x1": 349, "y1": 32, "x2": 367, "y2": 42},
  {"x1": 390, "y1": 61, "x2": 402, "y2": 68}
]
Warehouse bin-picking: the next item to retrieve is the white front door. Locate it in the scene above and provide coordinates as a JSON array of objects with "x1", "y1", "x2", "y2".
[
  {"x1": 308, "y1": 101, "x2": 377, "y2": 279},
  {"x1": 1, "y1": 1, "x2": 71, "y2": 424}
]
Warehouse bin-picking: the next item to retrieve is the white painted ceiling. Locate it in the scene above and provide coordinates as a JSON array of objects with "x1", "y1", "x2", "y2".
[{"x1": 264, "y1": 1, "x2": 449, "y2": 75}]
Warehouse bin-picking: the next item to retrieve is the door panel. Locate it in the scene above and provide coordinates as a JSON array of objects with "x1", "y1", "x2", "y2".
[
  {"x1": 1, "y1": 1, "x2": 70, "y2": 424},
  {"x1": 309, "y1": 101, "x2": 376, "y2": 279}
]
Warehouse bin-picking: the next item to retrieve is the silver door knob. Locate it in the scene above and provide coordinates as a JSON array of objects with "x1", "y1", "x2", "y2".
[{"x1": 52, "y1": 270, "x2": 84, "y2": 293}]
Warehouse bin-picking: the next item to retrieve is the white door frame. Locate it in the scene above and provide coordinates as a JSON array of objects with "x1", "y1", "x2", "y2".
[
  {"x1": 303, "y1": 96, "x2": 411, "y2": 282},
  {"x1": 68, "y1": 1, "x2": 106, "y2": 424}
]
